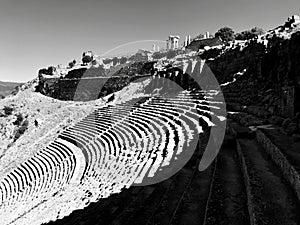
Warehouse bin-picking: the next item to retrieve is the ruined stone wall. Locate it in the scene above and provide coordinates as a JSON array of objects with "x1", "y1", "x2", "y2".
[
  {"x1": 207, "y1": 31, "x2": 300, "y2": 118},
  {"x1": 37, "y1": 77, "x2": 132, "y2": 101},
  {"x1": 36, "y1": 61, "x2": 154, "y2": 101}
]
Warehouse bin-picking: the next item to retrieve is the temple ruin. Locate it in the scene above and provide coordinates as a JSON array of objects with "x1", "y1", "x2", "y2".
[{"x1": 166, "y1": 35, "x2": 180, "y2": 50}]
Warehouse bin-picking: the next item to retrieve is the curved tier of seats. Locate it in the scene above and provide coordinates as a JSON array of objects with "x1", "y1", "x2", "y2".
[{"x1": 0, "y1": 89, "x2": 225, "y2": 225}]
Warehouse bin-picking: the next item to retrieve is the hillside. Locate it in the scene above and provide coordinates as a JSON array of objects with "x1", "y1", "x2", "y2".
[{"x1": 0, "y1": 81, "x2": 23, "y2": 98}]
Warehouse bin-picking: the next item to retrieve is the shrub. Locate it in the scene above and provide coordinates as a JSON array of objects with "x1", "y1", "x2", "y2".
[
  {"x1": 112, "y1": 57, "x2": 119, "y2": 66},
  {"x1": 38, "y1": 68, "x2": 48, "y2": 75},
  {"x1": 14, "y1": 119, "x2": 28, "y2": 141},
  {"x1": 68, "y1": 60, "x2": 75, "y2": 68},
  {"x1": 47, "y1": 66, "x2": 56, "y2": 75},
  {"x1": 3, "y1": 106, "x2": 13, "y2": 116},
  {"x1": 120, "y1": 57, "x2": 127, "y2": 64},
  {"x1": 13, "y1": 113, "x2": 24, "y2": 126},
  {"x1": 103, "y1": 58, "x2": 113, "y2": 64}
]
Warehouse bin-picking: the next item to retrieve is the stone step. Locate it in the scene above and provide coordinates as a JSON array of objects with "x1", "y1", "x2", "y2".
[
  {"x1": 225, "y1": 97, "x2": 242, "y2": 103},
  {"x1": 256, "y1": 128, "x2": 300, "y2": 202},
  {"x1": 228, "y1": 122, "x2": 256, "y2": 139},
  {"x1": 204, "y1": 142, "x2": 249, "y2": 225},
  {"x1": 237, "y1": 138, "x2": 300, "y2": 225},
  {"x1": 223, "y1": 92, "x2": 241, "y2": 97},
  {"x1": 227, "y1": 111, "x2": 268, "y2": 127}
]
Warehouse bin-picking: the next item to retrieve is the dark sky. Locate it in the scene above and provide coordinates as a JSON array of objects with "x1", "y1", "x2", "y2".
[{"x1": 0, "y1": 0, "x2": 299, "y2": 82}]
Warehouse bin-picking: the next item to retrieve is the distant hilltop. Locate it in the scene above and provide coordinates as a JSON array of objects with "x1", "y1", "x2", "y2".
[
  {"x1": 0, "y1": 81, "x2": 23, "y2": 99},
  {"x1": 30, "y1": 14, "x2": 300, "y2": 124}
]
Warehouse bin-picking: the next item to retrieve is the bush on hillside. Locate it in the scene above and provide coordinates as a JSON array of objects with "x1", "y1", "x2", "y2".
[
  {"x1": 14, "y1": 119, "x2": 29, "y2": 141},
  {"x1": 103, "y1": 58, "x2": 113, "y2": 64},
  {"x1": 13, "y1": 113, "x2": 24, "y2": 126},
  {"x1": 3, "y1": 106, "x2": 13, "y2": 116},
  {"x1": 112, "y1": 57, "x2": 119, "y2": 66},
  {"x1": 68, "y1": 59, "x2": 76, "y2": 68},
  {"x1": 120, "y1": 57, "x2": 127, "y2": 64}
]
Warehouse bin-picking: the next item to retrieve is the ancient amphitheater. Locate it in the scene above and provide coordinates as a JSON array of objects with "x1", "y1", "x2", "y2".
[
  {"x1": 2, "y1": 42, "x2": 300, "y2": 224},
  {"x1": 0, "y1": 59, "x2": 228, "y2": 225}
]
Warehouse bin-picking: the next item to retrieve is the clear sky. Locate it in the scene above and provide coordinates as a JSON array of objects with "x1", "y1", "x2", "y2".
[{"x1": 0, "y1": 0, "x2": 299, "y2": 82}]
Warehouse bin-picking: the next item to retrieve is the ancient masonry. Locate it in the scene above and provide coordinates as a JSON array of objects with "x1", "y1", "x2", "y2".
[
  {"x1": 184, "y1": 35, "x2": 191, "y2": 47},
  {"x1": 152, "y1": 44, "x2": 160, "y2": 52},
  {"x1": 166, "y1": 35, "x2": 180, "y2": 50},
  {"x1": 166, "y1": 31, "x2": 212, "y2": 50}
]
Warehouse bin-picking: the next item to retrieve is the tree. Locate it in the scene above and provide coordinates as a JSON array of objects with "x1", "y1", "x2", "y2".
[
  {"x1": 120, "y1": 57, "x2": 127, "y2": 64},
  {"x1": 235, "y1": 30, "x2": 253, "y2": 40},
  {"x1": 68, "y1": 61, "x2": 75, "y2": 68},
  {"x1": 235, "y1": 27, "x2": 265, "y2": 40},
  {"x1": 47, "y1": 66, "x2": 56, "y2": 75},
  {"x1": 38, "y1": 68, "x2": 48, "y2": 75},
  {"x1": 38, "y1": 66, "x2": 56, "y2": 75},
  {"x1": 251, "y1": 27, "x2": 265, "y2": 36},
  {"x1": 3, "y1": 106, "x2": 13, "y2": 116},
  {"x1": 13, "y1": 113, "x2": 23, "y2": 126},
  {"x1": 82, "y1": 55, "x2": 93, "y2": 64},
  {"x1": 112, "y1": 57, "x2": 119, "y2": 66},
  {"x1": 215, "y1": 27, "x2": 235, "y2": 42}
]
